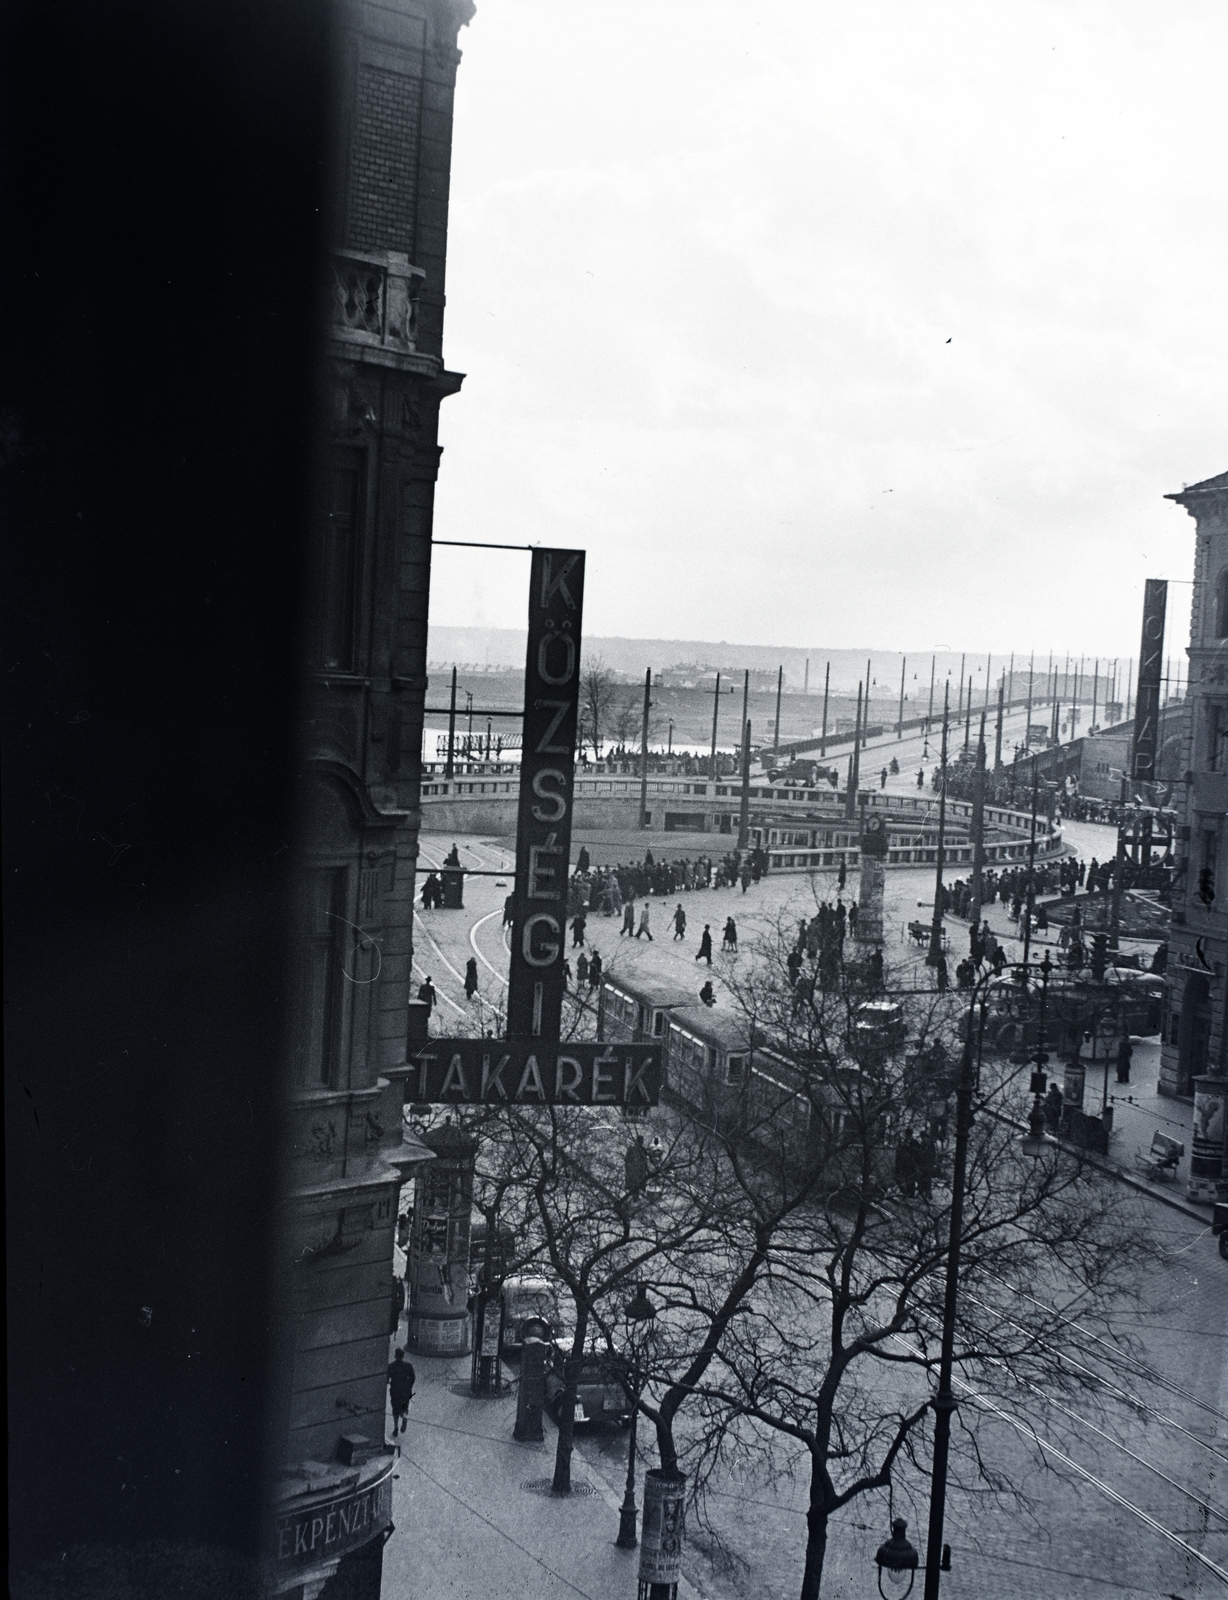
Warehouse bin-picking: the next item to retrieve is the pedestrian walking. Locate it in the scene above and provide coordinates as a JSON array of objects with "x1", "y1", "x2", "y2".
[
  {"x1": 722, "y1": 917, "x2": 737, "y2": 953},
  {"x1": 1115, "y1": 1034, "x2": 1133, "y2": 1084},
  {"x1": 387, "y1": 1348, "x2": 416, "y2": 1439},
  {"x1": 740, "y1": 865, "x2": 751, "y2": 893},
  {"x1": 417, "y1": 976, "x2": 437, "y2": 1013},
  {"x1": 786, "y1": 947, "x2": 802, "y2": 988},
  {"x1": 464, "y1": 957, "x2": 478, "y2": 1001},
  {"x1": 576, "y1": 951, "x2": 589, "y2": 987},
  {"x1": 935, "y1": 953, "x2": 949, "y2": 992},
  {"x1": 571, "y1": 912, "x2": 587, "y2": 947},
  {"x1": 503, "y1": 893, "x2": 514, "y2": 928},
  {"x1": 576, "y1": 845, "x2": 590, "y2": 875},
  {"x1": 588, "y1": 950, "x2": 603, "y2": 989},
  {"x1": 838, "y1": 859, "x2": 847, "y2": 890},
  {"x1": 673, "y1": 904, "x2": 686, "y2": 940},
  {"x1": 621, "y1": 902, "x2": 636, "y2": 937},
  {"x1": 880, "y1": 767, "x2": 888, "y2": 789},
  {"x1": 636, "y1": 902, "x2": 653, "y2": 940},
  {"x1": 696, "y1": 925, "x2": 713, "y2": 965},
  {"x1": 848, "y1": 903, "x2": 858, "y2": 935}
]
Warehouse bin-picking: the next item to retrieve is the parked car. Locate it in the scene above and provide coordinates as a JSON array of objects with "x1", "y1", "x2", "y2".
[
  {"x1": 499, "y1": 1277, "x2": 562, "y2": 1352},
  {"x1": 544, "y1": 1344, "x2": 634, "y2": 1427}
]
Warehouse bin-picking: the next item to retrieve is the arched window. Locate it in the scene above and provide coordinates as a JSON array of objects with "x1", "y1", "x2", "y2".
[{"x1": 1216, "y1": 568, "x2": 1228, "y2": 638}]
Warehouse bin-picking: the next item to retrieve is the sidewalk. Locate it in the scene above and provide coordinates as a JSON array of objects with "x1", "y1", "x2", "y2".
[
  {"x1": 1061, "y1": 1034, "x2": 1213, "y2": 1224},
  {"x1": 381, "y1": 1343, "x2": 704, "y2": 1600}
]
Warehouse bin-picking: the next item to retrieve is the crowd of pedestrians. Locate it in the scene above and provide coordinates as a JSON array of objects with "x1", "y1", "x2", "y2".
[{"x1": 566, "y1": 844, "x2": 769, "y2": 919}]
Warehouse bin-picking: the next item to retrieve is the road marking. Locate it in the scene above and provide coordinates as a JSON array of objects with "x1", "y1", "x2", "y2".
[{"x1": 470, "y1": 907, "x2": 509, "y2": 990}]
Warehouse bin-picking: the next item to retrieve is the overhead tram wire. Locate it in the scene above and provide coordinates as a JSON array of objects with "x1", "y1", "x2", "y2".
[
  {"x1": 910, "y1": 1306, "x2": 1228, "y2": 1531},
  {"x1": 958, "y1": 1285, "x2": 1228, "y2": 1468},
  {"x1": 888, "y1": 1332, "x2": 1228, "y2": 1588}
]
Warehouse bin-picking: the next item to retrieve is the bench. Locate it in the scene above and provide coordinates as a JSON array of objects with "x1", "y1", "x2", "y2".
[
  {"x1": 1134, "y1": 1131, "x2": 1184, "y2": 1182},
  {"x1": 907, "y1": 921, "x2": 947, "y2": 950}
]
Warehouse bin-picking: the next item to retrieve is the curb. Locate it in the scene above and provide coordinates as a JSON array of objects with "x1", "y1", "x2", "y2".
[{"x1": 987, "y1": 1106, "x2": 1212, "y2": 1225}]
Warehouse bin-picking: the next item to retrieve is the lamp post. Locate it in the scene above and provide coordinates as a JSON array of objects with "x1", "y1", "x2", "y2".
[
  {"x1": 915, "y1": 963, "x2": 1055, "y2": 1598},
  {"x1": 616, "y1": 1283, "x2": 657, "y2": 1549}
]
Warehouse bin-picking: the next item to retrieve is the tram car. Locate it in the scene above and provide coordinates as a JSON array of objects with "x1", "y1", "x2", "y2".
[
  {"x1": 597, "y1": 970, "x2": 696, "y2": 1045},
  {"x1": 598, "y1": 971, "x2": 897, "y2": 1188}
]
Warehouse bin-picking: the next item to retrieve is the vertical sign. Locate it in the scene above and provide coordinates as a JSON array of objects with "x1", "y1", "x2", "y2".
[
  {"x1": 507, "y1": 548, "x2": 585, "y2": 1039},
  {"x1": 1131, "y1": 579, "x2": 1167, "y2": 784}
]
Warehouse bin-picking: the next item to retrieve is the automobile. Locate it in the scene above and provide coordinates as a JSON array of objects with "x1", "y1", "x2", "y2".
[
  {"x1": 544, "y1": 1343, "x2": 634, "y2": 1427},
  {"x1": 499, "y1": 1277, "x2": 562, "y2": 1352}
]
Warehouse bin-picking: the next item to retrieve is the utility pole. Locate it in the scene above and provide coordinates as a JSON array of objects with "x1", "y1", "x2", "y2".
[
  {"x1": 846, "y1": 681, "x2": 863, "y2": 820},
  {"x1": 898, "y1": 656, "x2": 907, "y2": 738},
  {"x1": 737, "y1": 715, "x2": 752, "y2": 850},
  {"x1": 1125, "y1": 658, "x2": 1133, "y2": 723},
  {"x1": 957, "y1": 652, "x2": 965, "y2": 723},
  {"x1": 740, "y1": 668, "x2": 749, "y2": 765},
  {"x1": 772, "y1": 664, "x2": 783, "y2": 760},
  {"x1": 638, "y1": 668, "x2": 651, "y2": 830},
  {"x1": 994, "y1": 678, "x2": 1005, "y2": 769},
  {"x1": 964, "y1": 677, "x2": 972, "y2": 750},
  {"x1": 804, "y1": 656, "x2": 810, "y2": 695},
  {"x1": 445, "y1": 664, "x2": 458, "y2": 779},
  {"x1": 1022, "y1": 762, "x2": 1040, "y2": 968},
  {"x1": 1091, "y1": 658, "x2": 1098, "y2": 731},
  {"x1": 709, "y1": 669, "x2": 722, "y2": 781},
  {"x1": 820, "y1": 662, "x2": 830, "y2": 757},
  {"x1": 984, "y1": 652, "x2": 992, "y2": 710},
  {"x1": 928, "y1": 682, "x2": 951, "y2": 966},
  {"x1": 1109, "y1": 771, "x2": 1127, "y2": 951},
  {"x1": 1025, "y1": 652, "x2": 1034, "y2": 733},
  {"x1": 1007, "y1": 650, "x2": 1014, "y2": 711},
  {"x1": 928, "y1": 655, "x2": 936, "y2": 725},
  {"x1": 864, "y1": 657, "x2": 872, "y2": 745},
  {"x1": 969, "y1": 710, "x2": 987, "y2": 930}
]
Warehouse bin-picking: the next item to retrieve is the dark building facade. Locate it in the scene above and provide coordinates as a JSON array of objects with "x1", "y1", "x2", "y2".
[
  {"x1": 1159, "y1": 471, "x2": 1228, "y2": 1198},
  {"x1": 270, "y1": 3, "x2": 471, "y2": 1595}
]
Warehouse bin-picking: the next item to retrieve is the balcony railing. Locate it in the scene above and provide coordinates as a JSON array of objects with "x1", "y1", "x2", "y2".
[{"x1": 329, "y1": 249, "x2": 425, "y2": 356}]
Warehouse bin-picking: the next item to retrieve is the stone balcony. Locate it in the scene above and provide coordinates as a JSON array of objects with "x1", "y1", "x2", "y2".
[{"x1": 328, "y1": 248, "x2": 430, "y2": 366}]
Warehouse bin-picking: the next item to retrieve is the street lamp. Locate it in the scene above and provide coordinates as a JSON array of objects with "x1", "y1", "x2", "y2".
[
  {"x1": 915, "y1": 962, "x2": 1057, "y2": 1597},
  {"x1": 875, "y1": 1519, "x2": 920, "y2": 1597},
  {"x1": 616, "y1": 1283, "x2": 657, "y2": 1549}
]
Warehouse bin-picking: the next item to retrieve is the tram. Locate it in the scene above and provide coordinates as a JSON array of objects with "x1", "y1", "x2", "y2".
[{"x1": 597, "y1": 969, "x2": 899, "y2": 1186}]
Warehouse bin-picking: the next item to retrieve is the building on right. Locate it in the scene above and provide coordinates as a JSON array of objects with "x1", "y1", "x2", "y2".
[{"x1": 1160, "y1": 470, "x2": 1228, "y2": 1201}]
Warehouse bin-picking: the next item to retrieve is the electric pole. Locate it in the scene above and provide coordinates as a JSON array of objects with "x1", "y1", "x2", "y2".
[
  {"x1": 928, "y1": 681, "x2": 951, "y2": 966},
  {"x1": 898, "y1": 655, "x2": 907, "y2": 738},
  {"x1": 638, "y1": 668, "x2": 651, "y2": 829}
]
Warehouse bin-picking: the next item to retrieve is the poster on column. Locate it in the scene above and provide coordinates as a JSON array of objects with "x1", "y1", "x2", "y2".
[{"x1": 506, "y1": 548, "x2": 585, "y2": 1040}]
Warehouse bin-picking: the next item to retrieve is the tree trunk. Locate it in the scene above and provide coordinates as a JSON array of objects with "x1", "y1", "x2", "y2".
[
  {"x1": 799, "y1": 1503, "x2": 829, "y2": 1600},
  {"x1": 551, "y1": 1371, "x2": 576, "y2": 1493},
  {"x1": 552, "y1": 1314, "x2": 587, "y2": 1493},
  {"x1": 654, "y1": 1416, "x2": 678, "y2": 1476}
]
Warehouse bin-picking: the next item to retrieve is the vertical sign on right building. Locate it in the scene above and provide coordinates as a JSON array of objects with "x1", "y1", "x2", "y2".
[
  {"x1": 1131, "y1": 578, "x2": 1168, "y2": 784},
  {"x1": 506, "y1": 548, "x2": 585, "y2": 1041}
]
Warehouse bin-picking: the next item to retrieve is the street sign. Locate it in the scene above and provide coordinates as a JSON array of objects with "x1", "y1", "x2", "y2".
[
  {"x1": 506, "y1": 548, "x2": 585, "y2": 1039},
  {"x1": 408, "y1": 1038, "x2": 661, "y2": 1107}
]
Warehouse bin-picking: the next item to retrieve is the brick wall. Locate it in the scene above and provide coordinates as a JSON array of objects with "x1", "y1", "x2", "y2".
[{"x1": 346, "y1": 62, "x2": 423, "y2": 255}]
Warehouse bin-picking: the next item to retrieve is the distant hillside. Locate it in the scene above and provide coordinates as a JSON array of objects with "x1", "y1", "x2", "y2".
[{"x1": 426, "y1": 624, "x2": 1055, "y2": 702}]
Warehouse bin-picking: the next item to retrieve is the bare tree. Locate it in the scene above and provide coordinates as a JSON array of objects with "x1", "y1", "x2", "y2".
[
  {"x1": 578, "y1": 655, "x2": 620, "y2": 759},
  {"x1": 672, "y1": 911, "x2": 1158, "y2": 1599}
]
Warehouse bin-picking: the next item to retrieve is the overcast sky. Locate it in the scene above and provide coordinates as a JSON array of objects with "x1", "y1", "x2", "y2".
[{"x1": 429, "y1": 0, "x2": 1227, "y2": 661}]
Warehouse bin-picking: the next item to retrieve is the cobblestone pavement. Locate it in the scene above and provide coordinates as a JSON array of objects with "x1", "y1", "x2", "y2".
[{"x1": 403, "y1": 828, "x2": 1224, "y2": 1599}]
